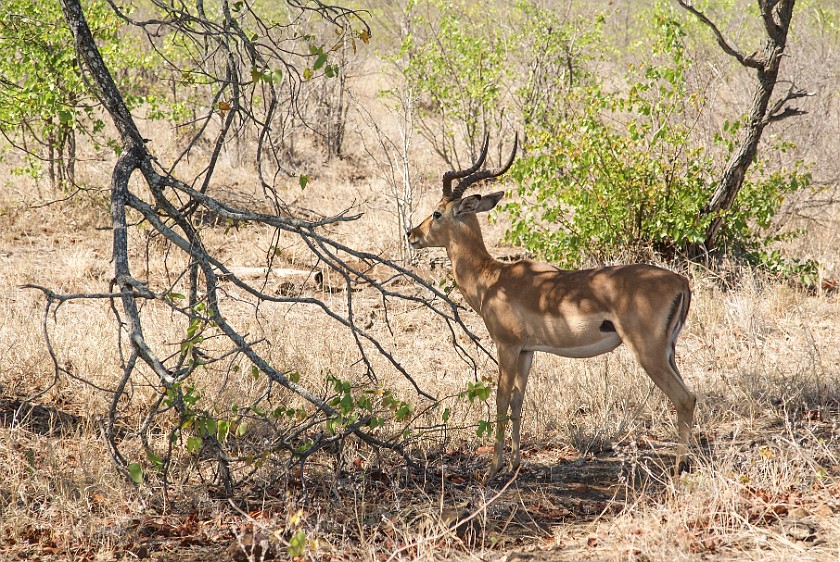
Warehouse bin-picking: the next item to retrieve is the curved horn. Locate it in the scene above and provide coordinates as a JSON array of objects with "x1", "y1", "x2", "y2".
[
  {"x1": 450, "y1": 134, "x2": 518, "y2": 201},
  {"x1": 442, "y1": 133, "x2": 490, "y2": 199}
]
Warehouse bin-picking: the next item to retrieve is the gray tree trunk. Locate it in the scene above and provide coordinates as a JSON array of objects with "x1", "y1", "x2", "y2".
[{"x1": 678, "y1": 0, "x2": 807, "y2": 251}]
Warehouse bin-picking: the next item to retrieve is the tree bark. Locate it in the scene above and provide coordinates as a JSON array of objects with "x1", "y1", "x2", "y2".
[{"x1": 678, "y1": 0, "x2": 805, "y2": 251}]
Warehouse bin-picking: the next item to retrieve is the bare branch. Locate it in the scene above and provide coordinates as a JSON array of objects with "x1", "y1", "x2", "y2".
[
  {"x1": 53, "y1": 0, "x2": 497, "y2": 490},
  {"x1": 676, "y1": 0, "x2": 763, "y2": 69},
  {"x1": 764, "y1": 84, "x2": 813, "y2": 124}
]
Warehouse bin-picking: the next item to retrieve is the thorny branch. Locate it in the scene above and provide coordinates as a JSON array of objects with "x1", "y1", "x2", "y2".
[{"x1": 53, "y1": 0, "x2": 490, "y2": 492}]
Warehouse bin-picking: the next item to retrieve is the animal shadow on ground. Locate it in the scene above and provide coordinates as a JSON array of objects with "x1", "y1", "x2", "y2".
[
  {"x1": 383, "y1": 440, "x2": 681, "y2": 552},
  {"x1": 0, "y1": 396, "x2": 81, "y2": 436}
]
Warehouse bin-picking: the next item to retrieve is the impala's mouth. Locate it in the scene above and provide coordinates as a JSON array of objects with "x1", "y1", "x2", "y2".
[{"x1": 406, "y1": 229, "x2": 420, "y2": 248}]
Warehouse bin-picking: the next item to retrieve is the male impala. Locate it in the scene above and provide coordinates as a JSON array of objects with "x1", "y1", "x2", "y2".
[{"x1": 408, "y1": 136, "x2": 696, "y2": 478}]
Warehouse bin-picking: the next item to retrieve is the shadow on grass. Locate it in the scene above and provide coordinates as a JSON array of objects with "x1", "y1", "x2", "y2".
[
  {"x1": 0, "y1": 396, "x2": 81, "y2": 436},
  {"x1": 429, "y1": 442, "x2": 678, "y2": 547}
]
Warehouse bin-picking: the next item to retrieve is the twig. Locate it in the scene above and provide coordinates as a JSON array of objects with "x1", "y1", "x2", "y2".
[{"x1": 676, "y1": 0, "x2": 763, "y2": 69}]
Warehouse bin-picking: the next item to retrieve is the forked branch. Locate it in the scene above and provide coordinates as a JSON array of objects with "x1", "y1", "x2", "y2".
[
  {"x1": 54, "y1": 0, "x2": 491, "y2": 489},
  {"x1": 675, "y1": 0, "x2": 762, "y2": 68},
  {"x1": 764, "y1": 84, "x2": 812, "y2": 124}
]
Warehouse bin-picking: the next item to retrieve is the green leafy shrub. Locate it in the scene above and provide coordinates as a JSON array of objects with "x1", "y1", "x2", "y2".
[
  {"x1": 403, "y1": 0, "x2": 508, "y2": 163},
  {"x1": 0, "y1": 0, "x2": 153, "y2": 187},
  {"x1": 502, "y1": 8, "x2": 813, "y2": 273}
]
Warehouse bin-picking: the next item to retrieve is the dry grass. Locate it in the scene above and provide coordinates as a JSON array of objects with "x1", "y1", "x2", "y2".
[
  {"x1": 2, "y1": 151, "x2": 838, "y2": 560},
  {"x1": 2, "y1": 7, "x2": 840, "y2": 561}
]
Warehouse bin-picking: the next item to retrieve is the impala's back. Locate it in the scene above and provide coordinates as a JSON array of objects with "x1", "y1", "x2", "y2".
[{"x1": 479, "y1": 262, "x2": 687, "y2": 359}]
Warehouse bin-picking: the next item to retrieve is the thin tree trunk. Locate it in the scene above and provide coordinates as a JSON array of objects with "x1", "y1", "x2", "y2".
[
  {"x1": 678, "y1": 0, "x2": 806, "y2": 251},
  {"x1": 702, "y1": 38, "x2": 781, "y2": 246}
]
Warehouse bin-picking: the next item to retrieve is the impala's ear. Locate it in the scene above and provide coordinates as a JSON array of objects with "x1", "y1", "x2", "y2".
[{"x1": 455, "y1": 191, "x2": 504, "y2": 215}]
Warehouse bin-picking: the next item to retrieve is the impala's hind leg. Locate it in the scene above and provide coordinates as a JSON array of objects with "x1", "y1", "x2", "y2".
[{"x1": 625, "y1": 335, "x2": 696, "y2": 475}]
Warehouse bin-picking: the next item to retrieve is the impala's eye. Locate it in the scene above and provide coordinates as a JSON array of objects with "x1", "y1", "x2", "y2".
[{"x1": 433, "y1": 211, "x2": 442, "y2": 220}]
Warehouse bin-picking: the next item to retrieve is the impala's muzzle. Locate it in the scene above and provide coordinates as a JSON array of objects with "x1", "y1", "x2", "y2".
[{"x1": 406, "y1": 228, "x2": 420, "y2": 249}]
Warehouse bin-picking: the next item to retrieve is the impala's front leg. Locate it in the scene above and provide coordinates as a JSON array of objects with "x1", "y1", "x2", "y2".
[
  {"x1": 488, "y1": 346, "x2": 519, "y2": 479},
  {"x1": 509, "y1": 350, "x2": 534, "y2": 471},
  {"x1": 488, "y1": 376, "x2": 512, "y2": 479}
]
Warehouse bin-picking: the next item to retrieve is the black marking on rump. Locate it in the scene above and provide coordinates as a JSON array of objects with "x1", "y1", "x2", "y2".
[
  {"x1": 665, "y1": 292, "x2": 687, "y2": 381},
  {"x1": 599, "y1": 319, "x2": 616, "y2": 333},
  {"x1": 665, "y1": 293, "x2": 684, "y2": 337},
  {"x1": 668, "y1": 341, "x2": 680, "y2": 377}
]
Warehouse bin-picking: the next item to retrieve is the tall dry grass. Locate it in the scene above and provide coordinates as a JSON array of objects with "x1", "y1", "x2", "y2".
[
  {"x1": 2, "y1": 2, "x2": 840, "y2": 558},
  {"x1": 1, "y1": 151, "x2": 838, "y2": 559}
]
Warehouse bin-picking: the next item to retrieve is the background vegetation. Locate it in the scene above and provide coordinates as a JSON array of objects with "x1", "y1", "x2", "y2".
[{"x1": 0, "y1": 0, "x2": 838, "y2": 560}]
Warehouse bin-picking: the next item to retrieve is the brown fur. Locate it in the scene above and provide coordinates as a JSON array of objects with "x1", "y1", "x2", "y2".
[{"x1": 409, "y1": 193, "x2": 696, "y2": 478}]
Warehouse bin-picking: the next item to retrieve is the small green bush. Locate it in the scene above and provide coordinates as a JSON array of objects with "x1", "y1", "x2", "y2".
[{"x1": 502, "y1": 8, "x2": 813, "y2": 274}]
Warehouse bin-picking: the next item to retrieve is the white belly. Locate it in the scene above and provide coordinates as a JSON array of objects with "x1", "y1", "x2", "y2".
[{"x1": 524, "y1": 333, "x2": 622, "y2": 358}]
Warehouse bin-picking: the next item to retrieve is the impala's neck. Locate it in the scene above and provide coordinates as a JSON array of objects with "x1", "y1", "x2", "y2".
[{"x1": 445, "y1": 215, "x2": 501, "y2": 313}]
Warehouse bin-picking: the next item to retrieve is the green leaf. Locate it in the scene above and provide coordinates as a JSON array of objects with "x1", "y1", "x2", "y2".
[
  {"x1": 326, "y1": 417, "x2": 340, "y2": 434},
  {"x1": 217, "y1": 420, "x2": 230, "y2": 443},
  {"x1": 146, "y1": 450, "x2": 163, "y2": 470},
  {"x1": 299, "y1": 174, "x2": 310, "y2": 189},
  {"x1": 128, "y1": 462, "x2": 143, "y2": 484},
  {"x1": 314, "y1": 52, "x2": 328, "y2": 71},
  {"x1": 339, "y1": 393, "x2": 354, "y2": 414},
  {"x1": 288, "y1": 530, "x2": 307, "y2": 558},
  {"x1": 395, "y1": 403, "x2": 412, "y2": 422},
  {"x1": 187, "y1": 436, "x2": 203, "y2": 454}
]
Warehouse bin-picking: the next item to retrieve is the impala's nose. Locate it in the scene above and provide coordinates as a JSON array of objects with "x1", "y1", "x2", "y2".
[{"x1": 406, "y1": 229, "x2": 420, "y2": 249}]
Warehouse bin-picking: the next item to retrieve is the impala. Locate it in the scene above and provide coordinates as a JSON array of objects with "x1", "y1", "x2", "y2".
[{"x1": 408, "y1": 136, "x2": 696, "y2": 478}]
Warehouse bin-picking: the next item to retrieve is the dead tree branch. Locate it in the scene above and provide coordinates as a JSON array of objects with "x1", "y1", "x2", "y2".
[{"x1": 53, "y1": 0, "x2": 487, "y2": 491}]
